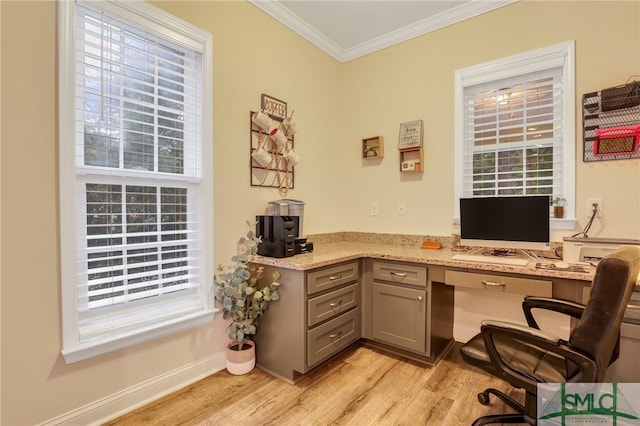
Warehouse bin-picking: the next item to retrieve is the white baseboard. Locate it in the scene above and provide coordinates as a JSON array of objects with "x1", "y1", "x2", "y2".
[{"x1": 41, "y1": 353, "x2": 226, "y2": 426}]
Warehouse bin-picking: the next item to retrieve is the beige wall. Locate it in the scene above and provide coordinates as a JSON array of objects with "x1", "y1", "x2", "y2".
[
  {"x1": 340, "y1": 0, "x2": 640, "y2": 239},
  {"x1": 1, "y1": 0, "x2": 638, "y2": 424},
  {"x1": 0, "y1": 1, "x2": 342, "y2": 424}
]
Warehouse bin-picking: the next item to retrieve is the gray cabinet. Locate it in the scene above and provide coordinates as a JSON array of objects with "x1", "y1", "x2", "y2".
[
  {"x1": 444, "y1": 270, "x2": 552, "y2": 297},
  {"x1": 307, "y1": 261, "x2": 359, "y2": 295},
  {"x1": 254, "y1": 261, "x2": 360, "y2": 382},
  {"x1": 371, "y1": 282, "x2": 426, "y2": 353},
  {"x1": 307, "y1": 307, "x2": 359, "y2": 366},
  {"x1": 307, "y1": 283, "x2": 358, "y2": 327},
  {"x1": 365, "y1": 259, "x2": 454, "y2": 364},
  {"x1": 306, "y1": 261, "x2": 360, "y2": 368}
]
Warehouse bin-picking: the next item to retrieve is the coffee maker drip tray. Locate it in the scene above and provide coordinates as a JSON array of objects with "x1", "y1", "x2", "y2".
[
  {"x1": 295, "y1": 237, "x2": 313, "y2": 254},
  {"x1": 258, "y1": 239, "x2": 295, "y2": 258}
]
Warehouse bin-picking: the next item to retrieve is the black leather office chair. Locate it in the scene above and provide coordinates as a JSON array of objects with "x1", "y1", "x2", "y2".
[{"x1": 460, "y1": 246, "x2": 640, "y2": 425}]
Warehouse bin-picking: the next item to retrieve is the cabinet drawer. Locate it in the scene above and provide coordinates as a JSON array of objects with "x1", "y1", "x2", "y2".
[
  {"x1": 372, "y1": 261, "x2": 427, "y2": 287},
  {"x1": 445, "y1": 270, "x2": 552, "y2": 297},
  {"x1": 307, "y1": 261, "x2": 359, "y2": 295},
  {"x1": 307, "y1": 308, "x2": 359, "y2": 367},
  {"x1": 308, "y1": 283, "x2": 359, "y2": 327}
]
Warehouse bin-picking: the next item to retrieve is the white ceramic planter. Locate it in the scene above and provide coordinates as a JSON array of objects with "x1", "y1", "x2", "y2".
[{"x1": 226, "y1": 340, "x2": 256, "y2": 375}]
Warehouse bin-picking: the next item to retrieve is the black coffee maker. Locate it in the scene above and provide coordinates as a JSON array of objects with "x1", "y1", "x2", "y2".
[
  {"x1": 256, "y1": 199, "x2": 313, "y2": 258},
  {"x1": 255, "y1": 215, "x2": 298, "y2": 258}
]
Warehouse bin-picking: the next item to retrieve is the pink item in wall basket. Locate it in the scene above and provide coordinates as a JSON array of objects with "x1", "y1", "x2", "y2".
[{"x1": 593, "y1": 124, "x2": 640, "y2": 156}]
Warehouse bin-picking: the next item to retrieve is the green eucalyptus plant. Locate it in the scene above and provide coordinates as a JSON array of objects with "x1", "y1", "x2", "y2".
[{"x1": 214, "y1": 222, "x2": 281, "y2": 351}]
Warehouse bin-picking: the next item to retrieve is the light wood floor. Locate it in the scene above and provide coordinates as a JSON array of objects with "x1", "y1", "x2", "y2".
[{"x1": 104, "y1": 342, "x2": 524, "y2": 426}]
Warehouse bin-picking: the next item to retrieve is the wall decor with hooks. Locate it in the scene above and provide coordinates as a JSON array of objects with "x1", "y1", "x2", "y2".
[
  {"x1": 582, "y1": 81, "x2": 640, "y2": 162},
  {"x1": 250, "y1": 94, "x2": 299, "y2": 196}
]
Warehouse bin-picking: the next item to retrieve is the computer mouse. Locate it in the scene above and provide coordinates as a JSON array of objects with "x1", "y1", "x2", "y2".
[{"x1": 555, "y1": 261, "x2": 570, "y2": 269}]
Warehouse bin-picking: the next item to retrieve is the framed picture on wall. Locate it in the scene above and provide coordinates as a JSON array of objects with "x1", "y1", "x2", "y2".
[{"x1": 398, "y1": 120, "x2": 423, "y2": 149}]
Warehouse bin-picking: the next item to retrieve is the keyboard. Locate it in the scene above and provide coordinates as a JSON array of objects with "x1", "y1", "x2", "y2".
[{"x1": 452, "y1": 254, "x2": 529, "y2": 267}]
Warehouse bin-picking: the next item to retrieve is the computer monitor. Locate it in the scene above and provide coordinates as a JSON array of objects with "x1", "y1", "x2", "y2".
[{"x1": 459, "y1": 195, "x2": 551, "y2": 251}]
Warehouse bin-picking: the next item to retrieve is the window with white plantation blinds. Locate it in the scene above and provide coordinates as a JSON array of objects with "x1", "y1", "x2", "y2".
[
  {"x1": 454, "y1": 41, "x2": 575, "y2": 224},
  {"x1": 59, "y1": 0, "x2": 214, "y2": 363},
  {"x1": 462, "y1": 69, "x2": 563, "y2": 197}
]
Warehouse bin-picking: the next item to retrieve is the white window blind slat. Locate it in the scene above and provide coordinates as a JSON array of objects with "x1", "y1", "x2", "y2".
[
  {"x1": 82, "y1": 258, "x2": 200, "y2": 282},
  {"x1": 79, "y1": 272, "x2": 201, "y2": 301}
]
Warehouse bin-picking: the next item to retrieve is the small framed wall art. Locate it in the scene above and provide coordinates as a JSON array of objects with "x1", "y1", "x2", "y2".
[
  {"x1": 362, "y1": 136, "x2": 384, "y2": 159},
  {"x1": 398, "y1": 120, "x2": 423, "y2": 150}
]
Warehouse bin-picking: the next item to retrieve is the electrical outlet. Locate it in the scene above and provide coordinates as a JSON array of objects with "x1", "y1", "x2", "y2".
[
  {"x1": 398, "y1": 202, "x2": 407, "y2": 215},
  {"x1": 370, "y1": 202, "x2": 379, "y2": 216},
  {"x1": 586, "y1": 198, "x2": 603, "y2": 218}
]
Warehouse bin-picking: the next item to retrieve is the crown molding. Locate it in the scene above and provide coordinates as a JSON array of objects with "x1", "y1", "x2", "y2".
[
  {"x1": 249, "y1": 0, "x2": 518, "y2": 63},
  {"x1": 343, "y1": 0, "x2": 518, "y2": 62},
  {"x1": 250, "y1": 0, "x2": 347, "y2": 61}
]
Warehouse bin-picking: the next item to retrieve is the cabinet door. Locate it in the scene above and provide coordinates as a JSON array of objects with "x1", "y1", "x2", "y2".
[{"x1": 371, "y1": 282, "x2": 426, "y2": 353}]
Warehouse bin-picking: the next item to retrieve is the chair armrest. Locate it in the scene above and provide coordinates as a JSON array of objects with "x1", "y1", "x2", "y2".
[
  {"x1": 522, "y1": 296, "x2": 585, "y2": 329},
  {"x1": 523, "y1": 297, "x2": 620, "y2": 367},
  {"x1": 481, "y1": 319, "x2": 561, "y2": 343},
  {"x1": 480, "y1": 320, "x2": 597, "y2": 390}
]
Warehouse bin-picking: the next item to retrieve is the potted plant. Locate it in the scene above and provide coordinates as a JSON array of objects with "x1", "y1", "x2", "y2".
[
  {"x1": 364, "y1": 145, "x2": 379, "y2": 157},
  {"x1": 552, "y1": 197, "x2": 566, "y2": 218},
  {"x1": 214, "y1": 222, "x2": 281, "y2": 375}
]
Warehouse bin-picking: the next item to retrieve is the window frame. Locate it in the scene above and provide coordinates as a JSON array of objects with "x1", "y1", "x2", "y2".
[
  {"x1": 453, "y1": 41, "x2": 576, "y2": 230},
  {"x1": 58, "y1": 0, "x2": 214, "y2": 363}
]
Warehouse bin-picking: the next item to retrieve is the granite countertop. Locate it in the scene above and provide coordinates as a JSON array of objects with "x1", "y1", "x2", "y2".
[{"x1": 254, "y1": 236, "x2": 596, "y2": 282}]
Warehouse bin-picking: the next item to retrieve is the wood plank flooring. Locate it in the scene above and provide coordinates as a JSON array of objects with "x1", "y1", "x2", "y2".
[{"x1": 104, "y1": 342, "x2": 524, "y2": 425}]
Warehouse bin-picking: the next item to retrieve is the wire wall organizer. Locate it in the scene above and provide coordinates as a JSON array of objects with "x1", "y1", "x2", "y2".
[
  {"x1": 583, "y1": 81, "x2": 640, "y2": 162},
  {"x1": 250, "y1": 94, "x2": 297, "y2": 196}
]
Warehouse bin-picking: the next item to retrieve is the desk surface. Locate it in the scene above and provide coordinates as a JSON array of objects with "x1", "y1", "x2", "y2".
[{"x1": 255, "y1": 241, "x2": 595, "y2": 282}]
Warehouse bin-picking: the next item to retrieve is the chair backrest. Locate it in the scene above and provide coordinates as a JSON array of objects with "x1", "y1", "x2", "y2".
[{"x1": 568, "y1": 246, "x2": 640, "y2": 381}]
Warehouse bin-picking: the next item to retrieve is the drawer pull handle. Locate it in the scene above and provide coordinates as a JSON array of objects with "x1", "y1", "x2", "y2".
[
  {"x1": 390, "y1": 271, "x2": 407, "y2": 278},
  {"x1": 482, "y1": 280, "x2": 506, "y2": 287},
  {"x1": 329, "y1": 300, "x2": 343, "y2": 308},
  {"x1": 329, "y1": 274, "x2": 342, "y2": 281},
  {"x1": 329, "y1": 330, "x2": 342, "y2": 339}
]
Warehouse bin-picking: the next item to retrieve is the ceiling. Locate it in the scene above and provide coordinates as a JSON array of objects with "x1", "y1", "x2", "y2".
[{"x1": 249, "y1": 0, "x2": 517, "y2": 63}]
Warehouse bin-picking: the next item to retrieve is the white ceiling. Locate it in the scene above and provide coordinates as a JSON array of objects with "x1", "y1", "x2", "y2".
[{"x1": 249, "y1": 0, "x2": 518, "y2": 63}]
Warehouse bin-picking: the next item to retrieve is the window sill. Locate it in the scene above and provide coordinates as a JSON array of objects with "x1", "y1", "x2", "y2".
[
  {"x1": 62, "y1": 309, "x2": 217, "y2": 364},
  {"x1": 551, "y1": 217, "x2": 577, "y2": 231}
]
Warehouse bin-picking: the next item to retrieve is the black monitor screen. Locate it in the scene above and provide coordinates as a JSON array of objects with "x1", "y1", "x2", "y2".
[{"x1": 459, "y1": 196, "x2": 550, "y2": 250}]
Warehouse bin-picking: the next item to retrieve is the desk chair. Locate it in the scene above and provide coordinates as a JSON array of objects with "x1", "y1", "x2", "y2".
[{"x1": 460, "y1": 246, "x2": 640, "y2": 425}]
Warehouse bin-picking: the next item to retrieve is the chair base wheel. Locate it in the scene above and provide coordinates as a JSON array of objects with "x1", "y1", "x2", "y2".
[
  {"x1": 478, "y1": 391, "x2": 491, "y2": 405},
  {"x1": 476, "y1": 388, "x2": 525, "y2": 414},
  {"x1": 472, "y1": 413, "x2": 529, "y2": 425}
]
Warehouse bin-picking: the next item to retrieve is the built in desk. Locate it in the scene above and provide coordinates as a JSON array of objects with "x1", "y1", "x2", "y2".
[{"x1": 253, "y1": 240, "x2": 594, "y2": 382}]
